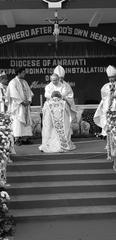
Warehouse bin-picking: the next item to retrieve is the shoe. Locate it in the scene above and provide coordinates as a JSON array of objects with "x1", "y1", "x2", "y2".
[
  {"x1": 39, "y1": 145, "x2": 43, "y2": 152},
  {"x1": 15, "y1": 140, "x2": 22, "y2": 146},
  {"x1": 107, "y1": 156, "x2": 113, "y2": 161},
  {"x1": 113, "y1": 165, "x2": 116, "y2": 172}
]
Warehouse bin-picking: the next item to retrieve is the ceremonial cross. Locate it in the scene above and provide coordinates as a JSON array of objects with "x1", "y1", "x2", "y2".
[{"x1": 46, "y1": 10, "x2": 67, "y2": 49}]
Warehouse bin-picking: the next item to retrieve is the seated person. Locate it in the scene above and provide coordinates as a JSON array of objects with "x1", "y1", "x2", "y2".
[{"x1": 39, "y1": 91, "x2": 76, "y2": 153}]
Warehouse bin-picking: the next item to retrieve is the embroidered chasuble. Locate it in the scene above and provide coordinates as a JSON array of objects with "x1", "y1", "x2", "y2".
[
  {"x1": 39, "y1": 97, "x2": 75, "y2": 153},
  {"x1": 48, "y1": 98, "x2": 70, "y2": 151}
]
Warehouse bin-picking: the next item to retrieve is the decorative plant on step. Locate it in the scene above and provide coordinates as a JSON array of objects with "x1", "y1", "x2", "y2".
[
  {"x1": 0, "y1": 113, "x2": 15, "y2": 186},
  {"x1": 0, "y1": 187, "x2": 15, "y2": 240},
  {"x1": 106, "y1": 81, "x2": 116, "y2": 160},
  {"x1": 0, "y1": 113, "x2": 15, "y2": 239}
]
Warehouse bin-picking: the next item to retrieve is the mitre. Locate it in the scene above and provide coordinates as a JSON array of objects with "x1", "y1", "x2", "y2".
[
  {"x1": 54, "y1": 65, "x2": 65, "y2": 78},
  {"x1": 106, "y1": 65, "x2": 116, "y2": 77}
]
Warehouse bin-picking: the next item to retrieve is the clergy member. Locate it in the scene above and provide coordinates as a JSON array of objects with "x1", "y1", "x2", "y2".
[
  {"x1": 44, "y1": 73, "x2": 77, "y2": 150},
  {"x1": 94, "y1": 65, "x2": 116, "y2": 137},
  {"x1": 53, "y1": 65, "x2": 77, "y2": 121},
  {"x1": 39, "y1": 90, "x2": 75, "y2": 152},
  {"x1": 6, "y1": 67, "x2": 33, "y2": 145}
]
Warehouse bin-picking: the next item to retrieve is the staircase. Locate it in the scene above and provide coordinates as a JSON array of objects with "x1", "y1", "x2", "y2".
[{"x1": 7, "y1": 152, "x2": 116, "y2": 222}]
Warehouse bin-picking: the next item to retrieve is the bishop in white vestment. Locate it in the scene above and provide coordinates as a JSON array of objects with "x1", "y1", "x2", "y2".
[
  {"x1": 53, "y1": 65, "x2": 77, "y2": 121},
  {"x1": 94, "y1": 65, "x2": 116, "y2": 171},
  {"x1": 94, "y1": 65, "x2": 116, "y2": 136},
  {"x1": 45, "y1": 70, "x2": 77, "y2": 122}
]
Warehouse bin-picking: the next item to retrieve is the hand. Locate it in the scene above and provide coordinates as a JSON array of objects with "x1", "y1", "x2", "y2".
[{"x1": 22, "y1": 100, "x2": 30, "y2": 106}]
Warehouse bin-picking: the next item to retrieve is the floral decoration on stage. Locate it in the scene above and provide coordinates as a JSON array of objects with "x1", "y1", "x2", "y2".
[
  {"x1": 106, "y1": 110, "x2": 116, "y2": 160},
  {"x1": 0, "y1": 113, "x2": 15, "y2": 240},
  {"x1": 0, "y1": 188, "x2": 15, "y2": 240},
  {"x1": 106, "y1": 81, "x2": 116, "y2": 160},
  {"x1": 0, "y1": 113, "x2": 15, "y2": 186}
]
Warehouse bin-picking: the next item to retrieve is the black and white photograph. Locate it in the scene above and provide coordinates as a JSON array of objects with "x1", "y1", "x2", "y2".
[{"x1": 0, "y1": 0, "x2": 116, "y2": 239}]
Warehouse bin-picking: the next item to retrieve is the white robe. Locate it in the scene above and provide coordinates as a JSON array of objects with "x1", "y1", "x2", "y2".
[
  {"x1": 94, "y1": 82, "x2": 116, "y2": 136},
  {"x1": 39, "y1": 97, "x2": 75, "y2": 153},
  {"x1": 45, "y1": 81, "x2": 77, "y2": 121},
  {"x1": 6, "y1": 76, "x2": 33, "y2": 137}
]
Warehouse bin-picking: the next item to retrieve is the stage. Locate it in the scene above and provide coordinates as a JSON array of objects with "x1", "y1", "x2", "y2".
[{"x1": 13, "y1": 138, "x2": 106, "y2": 157}]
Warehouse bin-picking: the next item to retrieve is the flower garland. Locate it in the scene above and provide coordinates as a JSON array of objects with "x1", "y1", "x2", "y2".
[
  {"x1": 0, "y1": 113, "x2": 15, "y2": 240},
  {"x1": 106, "y1": 82, "x2": 116, "y2": 160}
]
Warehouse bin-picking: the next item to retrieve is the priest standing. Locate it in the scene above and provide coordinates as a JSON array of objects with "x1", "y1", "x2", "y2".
[
  {"x1": 94, "y1": 65, "x2": 116, "y2": 171},
  {"x1": 94, "y1": 65, "x2": 116, "y2": 137},
  {"x1": 6, "y1": 67, "x2": 34, "y2": 145}
]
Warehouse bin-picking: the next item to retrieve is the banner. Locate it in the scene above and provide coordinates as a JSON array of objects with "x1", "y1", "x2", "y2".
[
  {"x1": 0, "y1": 24, "x2": 116, "y2": 47},
  {"x1": 1, "y1": 56, "x2": 116, "y2": 106}
]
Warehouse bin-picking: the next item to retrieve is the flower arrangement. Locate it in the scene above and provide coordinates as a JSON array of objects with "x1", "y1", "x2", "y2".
[
  {"x1": 0, "y1": 112, "x2": 15, "y2": 186},
  {"x1": 106, "y1": 110, "x2": 116, "y2": 160},
  {"x1": 106, "y1": 81, "x2": 116, "y2": 160},
  {"x1": 0, "y1": 112, "x2": 15, "y2": 239},
  {"x1": 0, "y1": 188, "x2": 15, "y2": 240}
]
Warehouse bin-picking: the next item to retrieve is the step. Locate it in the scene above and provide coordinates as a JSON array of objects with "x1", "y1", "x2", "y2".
[
  {"x1": 10, "y1": 192, "x2": 116, "y2": 209},
  {"x1": 7, "y1": 159, "x2": 112, "y2": 171},
  {"x1": 7, "y1": 169, "x2": 115, "y2": 183},
  {"x1": 10, "y1": 205, "x2": 116, "y2": 221},
  {"x1": 10, "y1": 152, "x2": 106, "y2": 161},
  {"x1": 7, "y1": 179, "x2": 116, "y2": 195}
]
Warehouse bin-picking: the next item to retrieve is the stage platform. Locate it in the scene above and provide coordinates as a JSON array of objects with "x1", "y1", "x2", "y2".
[
  {"x1": 9, "y1": 136, "x2": 116, "y2": 240},
  {"x1": 14, "y1": 138, "x2": 106, "y2": 157}
]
